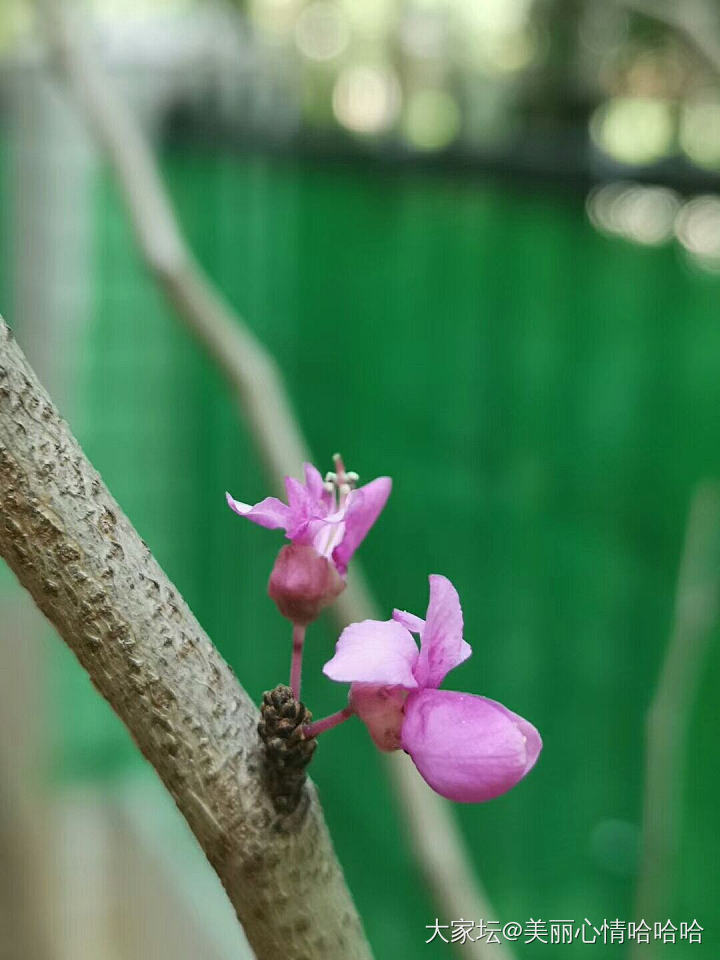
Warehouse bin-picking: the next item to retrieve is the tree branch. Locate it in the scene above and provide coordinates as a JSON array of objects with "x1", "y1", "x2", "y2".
[
  {"x1": 388, "y1": 753, "x2": 513, "y2": 960},
  {"x1": 35, "y1": 0, "x2": 306, "y2": 497},
  {"x1": 33, "y1": 3, "x2": 514, "y2": 955},
  {"x1": 0, "y1": 318, "x2": 372, "y2": 960},
  {"x1": 613, "y1": 0, "x2": 720, "y2": 76},
  {"x1": 632, "y1": 482, "x2": 720, "y2": 954}
]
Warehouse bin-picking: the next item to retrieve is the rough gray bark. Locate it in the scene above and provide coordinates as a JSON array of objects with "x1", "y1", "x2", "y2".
[{"x1": 0, "y1": 317, "x2": 372, "y2": 960}]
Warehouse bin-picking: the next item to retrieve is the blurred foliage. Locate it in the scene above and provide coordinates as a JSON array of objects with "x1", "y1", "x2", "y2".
[
  {"x1": 2, "y1": 0, "x2": 720, "y2": 955},
  {"x1": 5, "y1": 0, "x2": 720, "y2": 178},
  {"x1": 34, "y1": 146, "x2": 717, "y2": 958}
]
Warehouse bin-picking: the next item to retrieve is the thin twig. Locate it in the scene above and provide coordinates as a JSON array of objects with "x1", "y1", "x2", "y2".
[
  {"x1": 602, "y1": 0, "x2": 720, "y2": 931},
  {"x1": 388, "y1": 752, "x2": 513, "y2": 959},
  {"x1": 34, "y1": 0, "x2": 306, "y2": 496},
  {"x1": 613, "y1": 0, "x2": 720, "y2": 76},
  {"x1": 33, "y1": 3, "x2": 511, "y2": 956},
  {"x1": 632, "y1": 482, "x2": 720, "y2": 954}
]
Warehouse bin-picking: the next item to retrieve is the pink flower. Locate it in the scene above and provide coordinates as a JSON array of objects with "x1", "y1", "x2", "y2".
[
  {"x1": 323, "y1": 575, "x2": 542, "y2": 803},
  {"x1": 227, "y1": 457, "x2": 391, "y2": 623}
]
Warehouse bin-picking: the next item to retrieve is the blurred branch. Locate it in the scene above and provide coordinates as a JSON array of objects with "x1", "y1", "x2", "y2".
[
  {"x1": 0, "y1": 318, "x2": 372, "y2": 960},
  {"x1": 615, "y1": 0, "x2": 720, "y2": 75},
  {"x1": 33, "y1": 2, "x2": 512, "y2": 956},
  {"x1": 388, "y1": 752, "x2": 513, "y2": 960},
  {"x1": 633, "y1": 482, "x2": 720, "y2": 951},
  {"x1": 34, "y1": 0, "x2": 305, "y2": 497},
  {"x1": 0, "y1": 601, "x2": 55, "y2": 960}
]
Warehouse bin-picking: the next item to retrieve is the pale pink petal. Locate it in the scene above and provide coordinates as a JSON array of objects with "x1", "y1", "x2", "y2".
[
  {"x1": 285, "y1": 475, "x2": 313, "y2": 517},
  {"x1": 415, "y1": 575, "x2": 471, "y2": 688},
  {"x1": 392, "y1": 609, "x2": 425, "y2": 634},
  {"x1": 303, "y1": 461, "x2": 325, "y2": 500},
  {"x1": 225, "y1": 492, "x2": 292, "y2": 531},
  {"x1": 350, "y1": 684, "x2": 407, "y2": 751},
  {"x1": 401, "y1": 690, "x2": 541, "y2": 803},
  {"x1": 323, "y1": 619, "x2": 419, "y2": 688},
  {"x1": 309, "y1": 516, "x2": 346, "y2": 560},
  {"x1": 505, "y1": 710, "x2": 543, "y2": 777},
  {"x1": 332, "y1": 476, "x2": 392, "y2": 575}
]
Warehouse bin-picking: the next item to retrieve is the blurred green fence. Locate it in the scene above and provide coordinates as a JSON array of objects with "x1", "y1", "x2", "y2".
[{"x1": 7, "y1": 144, "x2": 720, "y2": 956}]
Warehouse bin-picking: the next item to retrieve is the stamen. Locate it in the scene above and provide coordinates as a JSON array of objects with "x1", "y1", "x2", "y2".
[
  {"x1": 324, "y1": 458, "x2": 358, "y2": 512},
  {"x1": 337, "y1": 482, "x2": 353, "y2": 510},
  {"x1": 332, "y1": 452, "x2": 346, "y2": 481}
]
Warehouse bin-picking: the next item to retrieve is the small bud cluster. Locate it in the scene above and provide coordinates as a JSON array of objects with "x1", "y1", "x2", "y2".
[{"x1": 258, "y1": 685, "x2": 317, "y2": 814}]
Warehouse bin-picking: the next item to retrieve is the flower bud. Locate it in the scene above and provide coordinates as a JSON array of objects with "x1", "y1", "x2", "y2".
[
  {"x1": 350, "y1": 684, "x2": 406, "y2": 752},
  {"x1": 268, "y1": 543, "x2": 345, "y2": 625}
]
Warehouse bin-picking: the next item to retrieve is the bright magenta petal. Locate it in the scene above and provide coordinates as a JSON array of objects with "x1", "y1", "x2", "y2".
[
  {"x1": 332, "y1": 476, "x2": 391, "y2": 575},
  {"x1": 284, "y1": 475, "x2": 313, "y2": 517},
  {"x1": 415, "y1": 574, "x2": 471, "y2": 688},
  {"x1": 392, "y1": 609, "x2": 425, "y2": 634},
  {"x1": 401, "y1": 690, "x2": 542, "y2": 803},
  {"x1": 225, "y1": 492, "x2": 293, "y2": 531},
  {"x1": 303, "y1": 462, "x2": 333, "y2": 510},
  {"x1": 323, "y1": 619, "x2": 419, "y2": 688}
]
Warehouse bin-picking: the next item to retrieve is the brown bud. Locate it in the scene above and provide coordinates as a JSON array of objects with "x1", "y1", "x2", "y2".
[{"x1": 258, "y1": 684, "x2": 317, "y2": 814}]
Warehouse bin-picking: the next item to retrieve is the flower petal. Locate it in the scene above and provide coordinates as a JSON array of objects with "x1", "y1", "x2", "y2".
[
  {"x1": 225, "y1": 492, "x2": 292, "y2": 531},
  {"x1": 415, "y1": 574, "x2": 471, "y2": 688},
  {"x1": 392, "y1": 609, "x2": 425, "y2": 634},
  {"x1": 309, "y1": 516, "x2": 346, "y2": 560},
  {"x1": 285, "y1": 475, "x2": 314, "y2": 518},
  {"x1": 332, "y1": 476, "x2": 392, "y2": 575},
  {"x1": 303, "y1": 463, "x2": 332, "y2": 515},
  {"x1": 323, "y1": 619, "x2": 419, "y2": 688},
  {"x1": 401, "y1": 689, "x2": 542, "y2": 803}
]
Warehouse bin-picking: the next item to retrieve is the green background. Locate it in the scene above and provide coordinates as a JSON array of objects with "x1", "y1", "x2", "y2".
[{"x1": 4, "y1": 146, "x2": 719, "y2": 956}]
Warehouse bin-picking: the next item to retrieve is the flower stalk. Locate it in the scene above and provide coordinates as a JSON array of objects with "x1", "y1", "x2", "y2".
[
  {"x1": 290, "y1": 623, "x2": 306, "y2": 700},
  {"x1": 305, "y1": 706, "x2": 354, "y2": 739}
]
